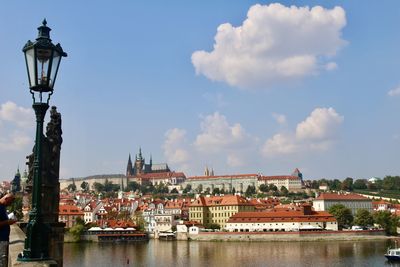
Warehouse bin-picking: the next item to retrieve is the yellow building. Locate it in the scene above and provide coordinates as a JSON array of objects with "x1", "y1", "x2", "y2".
[{"x1": 189, "y1": 195, "x2": 255, "y2": 229}]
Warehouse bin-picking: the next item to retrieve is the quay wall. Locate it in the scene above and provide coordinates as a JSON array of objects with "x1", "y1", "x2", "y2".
[
  {"x1": 9, "y1": 225, "x2": 58, "y2": 267},
  {"x1": 189, "y1": 230, "x2": 387, "y2": 242}
]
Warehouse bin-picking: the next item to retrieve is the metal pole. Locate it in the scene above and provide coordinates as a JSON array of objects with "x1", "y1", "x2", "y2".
[{"x1": 20, "y1": 102, "x2": 49, "y2": 261}]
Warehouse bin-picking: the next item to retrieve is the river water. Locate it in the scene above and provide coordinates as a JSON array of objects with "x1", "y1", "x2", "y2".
[{"x1": 64, "y1": 239, "x2": 400, "y2": 267}]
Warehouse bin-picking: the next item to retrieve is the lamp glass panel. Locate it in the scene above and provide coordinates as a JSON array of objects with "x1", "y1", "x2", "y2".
[
  {"x1": 36, "y1": 48, "x2": 52, "y2": 86},
  {"x1": 25, "y1": 48, "x2": 36, "y2": 87},
  {"x1": 49, "y1": 50, "x2": 61, "y2": 89}
]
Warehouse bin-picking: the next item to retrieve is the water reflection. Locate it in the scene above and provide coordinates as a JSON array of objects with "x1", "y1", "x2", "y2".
[{"x1": 64, "y1": 239, "x2": 400, "y2": 267}]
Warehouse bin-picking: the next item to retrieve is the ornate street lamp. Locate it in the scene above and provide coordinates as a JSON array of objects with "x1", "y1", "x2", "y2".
[{"x1": 18, "y1": 19, "x2": 67, "y2": 261}]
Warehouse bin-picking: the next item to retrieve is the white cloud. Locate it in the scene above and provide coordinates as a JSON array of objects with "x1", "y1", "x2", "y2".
[
  {"x1": 163, "y1": 112, "x2": 256, "y2": 175},
  {"x1": 325, "y1": 62, "x2": 338, "y2": 71},
  {"x1": 0, "y1": 102, "x2": 34, "y2": 152},
  {"x1": 192, "y1": 3, "x2": 346, "y2": 89},
  {"x1": 0, "y1": 101, "x2": 34, "y2": 128},
  {"x1": 388, "y1": 86, "x2": 400, "y2": 97},
  {"x1": 163, "y1": 128, "x2": 190, "y2": 164},
  {"x1": 227, "y1": 153, "x2": 245, "y2": 167},
  {"x1": 272, "y1": 113, "x2": 287, "y2": 125},
  {"x1": 296, "y1": 107, "x2": 344, "y2": 140},
  {"x1": 262, "y1": 133, "x2": 298, "y2": 155},
  {"x1": 262, "y1": 107, "x2": 343, "y2": 157},
  {"x1": 194, "y1": 112, "x2": 247, "y2": 153},
  {"x1": 0, "y1": 130, "x2": 31, "y2": 151}
]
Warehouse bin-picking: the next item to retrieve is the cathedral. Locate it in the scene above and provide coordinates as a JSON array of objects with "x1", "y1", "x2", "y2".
[
  {"x1": 125, "y1": 148, "x2": 186, "y2": 185},
  {"x1": 126, "y1": 148, "x2": 170, "y2": 177}
]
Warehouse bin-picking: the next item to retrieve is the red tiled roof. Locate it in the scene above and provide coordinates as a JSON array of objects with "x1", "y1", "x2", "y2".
[
  {"x1": 372, "y1": 199, "x2": 388, "y2": 205},
  {"x1": 227, "y1": 210, "x2": 336, "y2": 223},
  {"x1": 259, "y1": 175, "x2": 299, "y2": 181},
  {"x1": 106, "y1": 220, "x2": 136, "y2": 228},
  {"x1": 138, "y1": 172, "x2": 186, "y2": 180},
  {"x1": 189, "y1": 195, "x2": 253, "y2": 207},
  {"x1": 59, "y1": 205, "x2": 84, "y2": 216},
  {"x1": 187, "y1": 174, "x2": 258, "y2": 180},
  {"x1": 315, "y1": 193, "x2": 370, "y2": 201}
]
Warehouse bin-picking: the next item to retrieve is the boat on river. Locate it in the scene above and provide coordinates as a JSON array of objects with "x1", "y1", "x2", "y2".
[
  {"x1": 87, "y1": 226, "x2": 149, "y2": 242},
  {"x1": 385, "y1": 248, "x2": 400, "y2": 261}
]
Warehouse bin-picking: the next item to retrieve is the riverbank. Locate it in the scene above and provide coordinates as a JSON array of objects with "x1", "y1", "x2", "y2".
[
  {"x1": 66, "y1": 229, "x2": 391, "y2": 243},
  {"x1": 188, "y1": 230, "x2": 390, "y2": 242}
]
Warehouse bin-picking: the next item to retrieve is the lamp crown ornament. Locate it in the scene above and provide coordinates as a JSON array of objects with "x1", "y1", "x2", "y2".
[{"x1": 37, "y1": 19, "x2": 51, "y2": 40}]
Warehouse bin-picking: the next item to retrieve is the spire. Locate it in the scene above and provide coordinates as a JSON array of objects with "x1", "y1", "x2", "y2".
[
  {"x1": 126, "y1": 154, "x2": 133, "y2": 176},
  {"x1": 138, "y1": 147, "x2": 143, "y2": 160},
  {"x1": 150, "y1": 154, "x2": 153, "y2": 166},
  {"x1": 204, "y1": 166, "x2": 209, "y2": 176}
]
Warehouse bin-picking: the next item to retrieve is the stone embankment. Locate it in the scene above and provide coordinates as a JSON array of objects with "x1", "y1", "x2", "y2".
[
  {"x1": 188, "y1": 230, "x2": 388, "y2": 242},
  {"x1": 9, "y1": 225, "x2": 58, "y2": 266}
]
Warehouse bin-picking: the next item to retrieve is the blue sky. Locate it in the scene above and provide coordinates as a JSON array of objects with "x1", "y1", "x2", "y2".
[{"x1": 0, "y1": 1, "x2": 399, "y2": 181}]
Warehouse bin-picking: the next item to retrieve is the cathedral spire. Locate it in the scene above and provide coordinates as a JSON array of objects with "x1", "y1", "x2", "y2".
[
  {"x1": 138, "y1": 147, "x2": 143, "y2": 160},
  {"x1": 126, "y1": 154, "x2": 133, "y2": 176},
  {"x1": 204, "y1": 166, "x2": 210, "y2": 176}
]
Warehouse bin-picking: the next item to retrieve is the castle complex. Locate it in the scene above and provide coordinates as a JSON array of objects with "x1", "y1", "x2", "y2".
[
  {"x1": 126, "y1": 148, "x2": 186, "y2": 185},
  {"x1": 59, "y1": 148, "x2": 303, "y2": 192}
]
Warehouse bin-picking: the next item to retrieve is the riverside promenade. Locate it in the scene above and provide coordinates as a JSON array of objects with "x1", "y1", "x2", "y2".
[{"x1": 188, "y1": 230, "x2": 388, "y2": 242}]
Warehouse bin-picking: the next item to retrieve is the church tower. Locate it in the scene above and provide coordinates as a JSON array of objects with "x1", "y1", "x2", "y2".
[
  {"x1": 204, "y1": 166, "x2": 210, "y2": 176},
  {"x1": 126, "y1": 154, "x2": 133, "y2": 176},
  {"x1": 134, "y1": 147, "x2": 145, "y2": 175},
  {"x1": 11, "y1": 168, "x2": 21, "y2": 193}
]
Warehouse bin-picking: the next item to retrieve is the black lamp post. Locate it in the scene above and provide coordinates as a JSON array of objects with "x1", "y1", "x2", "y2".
[{"x1": 18, "y1": 19, "x2": 67, "y2": 261}]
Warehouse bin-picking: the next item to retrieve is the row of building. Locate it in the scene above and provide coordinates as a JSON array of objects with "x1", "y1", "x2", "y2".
[
  {"x1": 58, "y1": 149, "x2": 304, "y2": 192},
  {"x1": 57, "y1": 190, "x2": 391, "y2": 234}
]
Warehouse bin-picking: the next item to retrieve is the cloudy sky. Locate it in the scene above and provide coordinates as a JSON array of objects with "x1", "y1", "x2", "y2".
[{"x1": 0, "y1": 1, "x2": 399, "y2": 181}]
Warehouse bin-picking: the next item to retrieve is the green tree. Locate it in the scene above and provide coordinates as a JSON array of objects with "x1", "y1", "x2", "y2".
[
  {"x1": 259, "y1": 184, "x2": 269, "y2": 193},
  {"x1": 231, "y1": 187, "x2": 236, "y2": 195},
  {"x1": 104, "y1": 179, "x2": 119, "y2": 192},
  {"x1": 330, "y1": 179, "x2": 342, "y2": 191},
  {"x1": 328, "y1": 204, "x2": 353, "y2": 229},
  {"x1": 353, "y1": 179, "x2": 367, "y2": 190},
  {"x1": 245, "y1": 185, "x2": 256, "y2": 197},
  {"x1": 67, "y1": 183, "x2": 77, "y2": 192},
  {"x1": 373, "y1": 210, "x2": 399, "y2": 235},
  {"x1": 140, "y1": 183, "x2": 155, "y2": 194},
  {"x1": 270, "y1": 184, "x2": 278, "y2": 192},
  {"x1": 382, "y1": 176, "x2": 400, "y2": 190},
  {"x1": 125, "y1": 181, "x2": 140, "y2": 192},
  {"x1": 170, "y1": 188, "x2": 179, "y2": 194},
  {"x1": 367, "y1": 182, "x2": 378, "y2": 191},
  {"x1": 183, "y1": 184, "x2": 192, "y2": 194},
  {"x1": 353, "y1": 209, "x2": 373, "y2": 228},
  {"x1": 134, "y1": 212, "x2": 146, "y2": 231},
  {"x1": 154, "y1": 183, "x2": 169, "y2": 194},
  {"x1": 80, "y1": 181, "x2": 89, "y2": 192},
  {"x1": 196, "y1": 184, "x2": 203, "y2": 194},
  {"x1": 280, "y1": 186, "x2": 289, "y2": 196},
  {"x1": 8, "y1": 195, "x2": 23, "y2": 220},
  {"x1": 93, "y1": 182, "x2": 104, "y2": 193},
  {"x1": 69, "y1": 218, "x2": 85, "y2": 242},
  {"x1": 341, "y1": 177, "x2": 354, "y2": 191},
  {"x1": 205, "y1": 223, "x2": 221, "y2": 230},
  {"x1": 212, "y1": 188, "x2": 220, "y2": 195}
]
